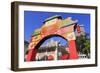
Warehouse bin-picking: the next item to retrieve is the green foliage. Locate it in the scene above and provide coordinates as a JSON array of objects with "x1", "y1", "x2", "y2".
[
  {"x1": 76, "y1": 34, "x2": 90, "y2": 55},
  {"x1": 59, "y1": 47, "x2": 69, "y2": 55},
  {"x1": 47, "y1": 46, "x2": 56, "y2": 52},
  {"x1": 38, "y1": 46, "x2": 56, "y2": 53}
]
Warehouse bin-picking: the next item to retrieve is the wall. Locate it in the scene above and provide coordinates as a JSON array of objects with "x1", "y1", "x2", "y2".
[{"x1": 0, "y1": 0, "x2": 100, "y2": 73}]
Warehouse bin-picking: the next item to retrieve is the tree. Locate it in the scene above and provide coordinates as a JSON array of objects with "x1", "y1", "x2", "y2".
[
  {"x1": 82, "y1": 39, "x2": 90, "y2": 58},
  {"x1": 76, "y1": 33, "x2": 90, "y2": 58}
]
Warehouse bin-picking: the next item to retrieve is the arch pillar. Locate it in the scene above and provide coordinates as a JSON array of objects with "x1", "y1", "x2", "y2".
[
  {"x1": 62, "y1": 32, "x2": 78, "y2": 59},
  {"x1": 26, "y1": 49, "x2": 37, "y2": 61},
  {"x1": 68, "y1": 40, "x2": 78, "y2": 59}
]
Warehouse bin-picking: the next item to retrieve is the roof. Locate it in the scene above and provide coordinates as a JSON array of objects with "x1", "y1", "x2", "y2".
[
  {"x1": 32, "y1": 28, "x2": 41, "y2": 36},
  {"x1": 60, "y1": 17, "x2": 78, "y2": 28},
  {"x1": 43, "y1": 15, "x2": 62, "y2": 23}
]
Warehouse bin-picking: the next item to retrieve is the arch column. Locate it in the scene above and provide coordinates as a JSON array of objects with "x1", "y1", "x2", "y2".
[
  {"x1": 67, "y1": 32, "x2": 78, "y2": 59},
  {"x1": 26, "y1": 49, "x2": 37, "y2": 61}
]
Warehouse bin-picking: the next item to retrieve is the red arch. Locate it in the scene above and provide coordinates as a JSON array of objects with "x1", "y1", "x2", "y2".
[
  {"x1": 26, "y1": 34, "x2": 68, "y2": 61},
  {"x1": 35, "y1": 34, "x2": 68, "y2": 49},
  {"x1": 26, "y1": 34, "x2": 78, "y2": 61}
]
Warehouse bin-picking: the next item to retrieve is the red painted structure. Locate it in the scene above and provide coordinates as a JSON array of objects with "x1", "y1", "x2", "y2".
[
  {"x1": 60, "y1": 54, "x2": 69, "y2": 60},
  {"x1": 26, "y1": 16, "x2": 81, "y2": 61}
]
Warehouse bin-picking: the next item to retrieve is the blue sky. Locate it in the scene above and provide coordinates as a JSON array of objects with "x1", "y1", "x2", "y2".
[{"x1": 24, "y1": 11, "x2": 90, "y2": 45}]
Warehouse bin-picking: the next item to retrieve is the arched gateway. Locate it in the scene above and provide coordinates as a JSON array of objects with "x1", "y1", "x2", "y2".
[{"x1": 26, "y1": 15, "x2": 81, "y2": 61}]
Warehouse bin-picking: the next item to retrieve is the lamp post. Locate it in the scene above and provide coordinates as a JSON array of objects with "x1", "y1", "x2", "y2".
[{"x1": 56, "y1": 40, "x2": 61, "y2": 60}]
